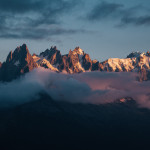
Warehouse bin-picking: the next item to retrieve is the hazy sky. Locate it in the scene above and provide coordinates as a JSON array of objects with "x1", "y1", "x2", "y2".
[{"x1": 0, "y1": 0, "x2": 150, "y2": 62}]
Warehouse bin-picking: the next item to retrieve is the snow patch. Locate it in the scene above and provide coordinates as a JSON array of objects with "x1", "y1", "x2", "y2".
[
  {"x1": 37, "y1": 59, "x2": 58, "y2": 72},
  {"x1": 73, "y1": 47, "x2": 84, "y2": 55},
  {"x1": 14, "y1": 60, "x2": 20, "y2": 66}
]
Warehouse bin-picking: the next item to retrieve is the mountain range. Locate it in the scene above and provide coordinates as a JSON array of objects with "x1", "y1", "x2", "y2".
[
  {"x1": 1, "y1": 44, "x2": 150, "y2": 149},
  {"x1": 0, "y1": 44, "x2": 150, "y2": 82}
]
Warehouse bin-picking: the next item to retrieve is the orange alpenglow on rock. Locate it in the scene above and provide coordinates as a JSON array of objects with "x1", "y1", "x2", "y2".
[{"x1": 0, "y1": 44, "x2": 150, "y2": 82}]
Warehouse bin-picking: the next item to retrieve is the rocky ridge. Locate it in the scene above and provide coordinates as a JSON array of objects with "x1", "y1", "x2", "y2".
[
  {"x1": 0, "y1": 44, "x2": 37, "y2": 81},
  {"x1": 0, "y1": 44, "x2": 150, "y2": 82}
]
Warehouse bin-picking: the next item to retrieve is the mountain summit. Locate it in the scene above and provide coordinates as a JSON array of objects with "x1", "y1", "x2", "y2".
[
  {"x1": 0, "y1": 44, "x2": 150, "y2": 82},
  {"x1": 0, "y1": 44, "x2": 37, "y2": 81}
]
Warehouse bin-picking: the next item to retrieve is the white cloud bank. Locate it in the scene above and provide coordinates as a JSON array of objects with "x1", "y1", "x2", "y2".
[{"x1": 0, "y1": 68, "x2": 150, "y2": 108}]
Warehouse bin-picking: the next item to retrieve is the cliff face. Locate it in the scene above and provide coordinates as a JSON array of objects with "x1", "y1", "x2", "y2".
[
  {"x1": 1, "y1": 44, "x2": 150, "y2": 82},
  {"x1": 0, "y1": 44, "x2": 37, "y2": 82},
  {"x1": 60, "y1": 48, "x2": 85, "y2": 73},
  {"x1": 40, "y1": 46, "x2": 63, "y2": 65},
  {"x1": 34, "y1": 47, "x2": 92, "y2": 73}
]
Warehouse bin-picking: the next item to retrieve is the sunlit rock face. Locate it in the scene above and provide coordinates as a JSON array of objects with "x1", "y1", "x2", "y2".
[
  {"x1": 32, "y1": 45, "x2": 150, "y2": 79},
  {"x1": 64, "y1": 49, "x2": 82, "y2": 73},
  {"x1": 33, "y1": 46, "x2": 86, "y2": 73},
  {"x1": 98, "y1": 52, "x2": 150, "y2": 80},
  {"x1": 1, "y1": 44, "x2": 150, "y2": 81},
  {"x1": 73, "y1": 46, "x2": 84, "y2": 55},
  {"x1": 99, "y1": 58, "x2": 135, "y2": 72},
  {"x1": 0, "y1": 44, "x2": 37, "y2": 82},
  {"x1": 39, "y1": 46, "x2": 63, "y2": 66},
  {"x1": 33, "y1": 48, "x2": 60, "y2": 71},
  {"x1": 37, "y1": 58, "x2": 59, "y2": 72},
  {"x1": 57, "y1": 47, "x2": 84, "y2": 73}
]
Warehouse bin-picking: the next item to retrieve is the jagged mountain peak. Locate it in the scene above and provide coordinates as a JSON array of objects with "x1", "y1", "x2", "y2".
[
  {"x1": 1, "y1": 44, "x2": 150, "y2": 82},
  {"x1": 0, "y1": 44, "x2": 37, "y2": 82},
  {"x1": 37, "y1": 58, "x2": 59, "y2": 72},
  {"x1": 40, "y1": 46, "x2": 60, "y2": 58},
  {"x1": 32, "y1": 53, "x2": 38, "y2": 57},
  {"x1": 73, "y1": 47, "x2": 84, "y2": 55},
  {"x1": 6, "y1": 51, "x2": 13, "y2": 63},
  {"x1": 126, "y1": 51, "x2": 146, "y2": 58},
  {"x1": 40, "y1": 49, "x2": 50, "y2": 57},
  {"x1": 14, "y1": 44, "x2": 29, "y2": 55},
  {"x1": 6, "y1": 44, "x2": 30, "y2": 63},
  {"x1": 38, "y1": 46, "x2": 62, "y2": 66},
  {"x1": 50, "y1": 46, "x2": 57, "y2": 51}
]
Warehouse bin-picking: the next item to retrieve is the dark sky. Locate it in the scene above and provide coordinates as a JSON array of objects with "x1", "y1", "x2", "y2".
[{"x1": 0, "y1": 0, "x2": 150, "y2": 62}]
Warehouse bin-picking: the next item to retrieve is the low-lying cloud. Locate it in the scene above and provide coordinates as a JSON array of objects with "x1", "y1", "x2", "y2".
[{"x1": 0, "y1": 68, "x2": 150, "y2": 108}]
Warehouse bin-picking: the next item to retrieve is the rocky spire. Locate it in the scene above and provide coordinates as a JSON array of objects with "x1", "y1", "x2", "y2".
[
  {"x1": 0, "y1": 44, "x2": 37, "y2": 82},
  {"x1": 82, "y1": 54, "x2": 92, "y2": 70},
  {"x1": 1, "y1": 44, "x2": 150, "y2": 82},
  {"x1": 73, "y1": 47, "x2": 84, "y2": 55},
  {"x1": 40, "y1": 46, "x2": 62, "y2": 65},
  {"x1": 6, "y1": 51, "x2": 13, "y2": 63}
]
